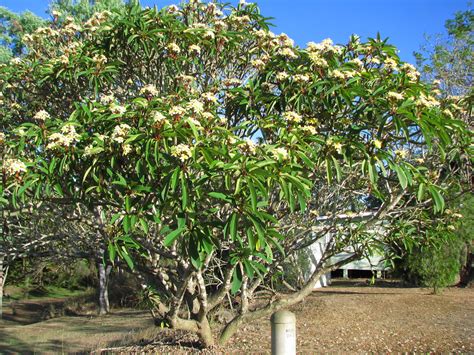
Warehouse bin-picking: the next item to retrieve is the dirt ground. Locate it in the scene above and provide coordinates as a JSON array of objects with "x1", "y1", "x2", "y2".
[{"x1": 1, "y1": 281, "x2": 473, "y2": 354}]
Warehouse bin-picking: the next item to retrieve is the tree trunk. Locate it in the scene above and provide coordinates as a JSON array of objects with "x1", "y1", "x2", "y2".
[
  {"x1": 0, "y1": 256, "x2": 3, "y2": 319},
  {"x1": 98, "y1": 262, "x2": 112, "y2": 315},
  {"x1": 459, "y1": 242, "x2": 473, "y2": 286},
  {"x1": 197, "y1": 317, "x2": 214, "y2": 348}
]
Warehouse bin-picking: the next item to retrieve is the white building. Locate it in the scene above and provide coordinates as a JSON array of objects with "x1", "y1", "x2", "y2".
[{"x1": 306, "y1": 212, "x2": 389, "y2": 288}]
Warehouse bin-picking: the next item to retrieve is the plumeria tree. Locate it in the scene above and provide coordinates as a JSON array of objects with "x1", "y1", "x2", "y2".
[{"x1": 1, "y1": 0, "x2": 471, "y2": 347}]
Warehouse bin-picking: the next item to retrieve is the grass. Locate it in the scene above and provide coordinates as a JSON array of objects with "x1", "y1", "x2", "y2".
[{"x1": 5, "y1": 284, "x2": 91, "y2": 301}]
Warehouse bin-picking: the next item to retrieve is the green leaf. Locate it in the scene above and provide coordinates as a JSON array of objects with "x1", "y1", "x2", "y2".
[
  {"x1": 246, "y1": 227, "x2": 256, "y2": 250},
  {"x1": 428, "y1": 186, "x2": 445, "y2": 212},
  {"x1": 209, "y1": 192, "x2": 232, "y2": 202},
  {"x1": 139, "y1": 218, "x2": 149, "y2": 234},
  {"x1": 417, "y1": 182, "x2": 426, "y2": 201},
  {"x1": 229, "y1": 213, "x2": 238, "y2": 241},
  {"x1": 163, "y1": 227, "x2": 184, "y2": 247},
  {"x1": 121, "y1": 247, "x2": 135, "y2": 270},
  {"x1": 331, "y1": 156, "x2": 342, "y2": 182},
  {"x1": 394, "y1": 164, "x2": 408, "y2": 189},
  {"x1": 125, "y1": 195, "x2": 131, "y2": 213},
  {"x1": 123, "y1": 215, "x2": 131, "y2": 233},
  {"x1": 325, "y1": 158, "x2": 333, "y2": 183},
  {"x1": 248, "y1": 179, "x2": 257, "y2": 211},
  {"x1": 181, "y1": 172, "x2": 188, "y2": 209},
  {"x1": 108, "y1": 243, "x2": 116, "y2": 264},
  {"x1": 169, "y1": 167, "x2": 180, "y2": 192},
  {"x1": 231, "y1": 266, "x2": 242, "y2": 294}
]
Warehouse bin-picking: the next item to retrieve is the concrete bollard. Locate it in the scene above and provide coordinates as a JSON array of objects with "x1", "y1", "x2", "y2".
[{"x1": 271, "y1": 310, "x2": 296, "y2": 355}]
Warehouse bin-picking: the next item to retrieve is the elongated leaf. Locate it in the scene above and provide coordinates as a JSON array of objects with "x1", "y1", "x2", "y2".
[
  {"x1": 248, "y1": 179, "x2": 257, "y2": 211},
  {"x1": 163, "y1": 227, "x2": 184, "y2": 247},
  {"x1": 231, "y1": 266, "x2": 242, "y2": 294},
  {"x1": 428, "y1": 186, "x2": 445, "y2": 212},
  {"x1": 229, "y1": 213, "x2": 238, "y2": 241}
]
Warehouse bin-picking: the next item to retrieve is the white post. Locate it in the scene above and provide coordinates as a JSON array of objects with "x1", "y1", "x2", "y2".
[{"x1": 271, "y1": 310, "x2": 296, "y2": 355}]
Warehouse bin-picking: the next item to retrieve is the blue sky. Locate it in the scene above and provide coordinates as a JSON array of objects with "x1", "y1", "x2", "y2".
[{"x1": 1, "y1": 0, "x2": 469, "y2": 63}]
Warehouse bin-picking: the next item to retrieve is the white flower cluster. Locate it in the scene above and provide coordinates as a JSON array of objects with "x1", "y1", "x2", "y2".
[
  {"x1": 92, "y1": 54, "x2": 107, "y2": 66},
  {"x1": 167, "y1": 43, "x2": 181, "y2": 55},
  {"x1": 140, "y1": 84, "x2": 159, "y2": 97},
  {"x1": 10, "y1": 57, "x2": 22, "y2": 65},
  {"x1": 0, "y1": 132, "x2": 5, "y2": 144},
  {"x1": 400, "y1": 63, "x2": 420, "y2": 81},
  {"x1": 169, "y1": 106, "x2": 187, "y2": 118},
  {"x1": 271, "y1": 147, "x2": 289, "y2": 160},
  {"x1": 330, "y1": 69, "x2": 356, "y2": 80},
  {"x1": 83, "y1": 144, "x2": 98, "y2": 157},
  {"x1": 122, "y1": 144, "x2": 133, "y2": 155},
  {"x1": 187, "y1": 99, "x2": 204, "y2": 114},
  {"x1": 283, "y1": 111, "x2": 302, "y2": 123},
  {"x1": 47, "y1": 124, "x2": 80, "y2": 150},
  {"x1": 152, "y1": 111, "x2": 168, "y2": 127},
  {"x1": 387, "y1": 92, "x2": 404, "y2": 101},
  {"x1": 111, "y1": 124, "x2": 131, "y2": 143},
  {"x1": 307, "y1": 38, "x2": 332, "y2": 52},
  {"x1": 63, "y1": 21, "x2": 82, "y2": 36},
  {"x1": 300, "y1": 126, "x2": 317, "y2": 135},
  {"x1": 276, "y1": 47, "x2": 298, "y2": 59},
  {"x1": 251, "y1": 59, "x2": 266, "y2": 70},
  {"x1": 206, "y1": 3, "x2": 223, "y2": 16},
  {"x1": 167, "y1": 5, "x2": 179, "y2": 13},
  {"x1": 294, "y1": 74, "x2": 310, "y2": 83},
  {"x1": 394, "y1": 149, "x2": 408, "y2": 159},
  {"x1": 171, "y1": 144, "x2": 193, "y2": 162},
  {"x1": 34, "y1": 110, "x2": 51, "y2": 121},
  {"x1": 308, "y1": 52, "x2": 328, "y2": 68},
  {"x1": 100, "y1": 94, "x2": 115, "y2": 105},
  {"x1": 202, "y1": 112, "x2": 215, "y2": 121},
  {"x1": 277, "y1": 33, "x2": 294, "y2": 47},
  {"x1": 3, "y1": 158, "x2": 27, "y2": 177},
  {"x1": 350, "y1": 58, "x2": 364, "y2": 69},
  {"x1": 239, "y1": 139, "x2": 257, "y2": 155},
  {"x1": 201, "y1": 92, "x2": 218, "y2": 104},
  {"x1": 416, "y1": 93, "x2": 440, "y2": 108},
  {"x1": 188, "y1": 44, "x2": 201, "y2": 55},
  {"x1": 384, "y1": 57, "x2": 398, "y2": 71},
  {"x1": 84, "y1": 11, "x2": 111, "y2": 31},
  {"x1": 328, "y1": 139, "x2": 343, "y2": 154},
  {"x1": 110, "y1": 103, "x2": 126, "y2": 115},
  {"x1": 276, "y1": 71, "x2": 289, "y2": 81}
]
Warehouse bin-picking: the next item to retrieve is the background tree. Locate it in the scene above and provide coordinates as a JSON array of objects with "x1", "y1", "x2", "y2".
[
  {"x1": 0, "y1": 7, "x2": 44, "y2": 63},
  {"x1": 1, "y1": 0, "x2": 128, "y2": 316},
  {"x1": 394, "y1": 6, "x2": 474, "y2": 290},
  {"x1": 415, "y1": 7, "x2": 473, "y2": 98},
  {"x1": 1, "y1": 0, "x2": 471, "y2": 347},
  {"x1": 48, "y1": 0, "x2": 125, "y2": 22}
]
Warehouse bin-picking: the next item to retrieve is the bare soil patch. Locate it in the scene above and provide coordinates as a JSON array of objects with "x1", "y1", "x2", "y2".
[{"x1": 1, "y1": 281, "x2": 473, "y2": 353}]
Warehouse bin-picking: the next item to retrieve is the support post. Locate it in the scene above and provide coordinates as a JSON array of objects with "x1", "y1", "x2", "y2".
[
  {"x1": 342, "y1": 269, "x2": 349, "y2": 279},
  {"x1": 271, "y1": 310, "x2": 296, "y2": 355}
]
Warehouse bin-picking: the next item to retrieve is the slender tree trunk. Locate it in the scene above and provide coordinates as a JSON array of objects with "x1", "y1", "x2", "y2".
[
  {"x1": 197, "y1": 316, "x2": 214, "y2": 348},
  {"x1": 0, "y1": 256, "x2": 4, "y2": 320},
  {"x1": 98, "y1": 262, "x2": 112, "y2": 315}
]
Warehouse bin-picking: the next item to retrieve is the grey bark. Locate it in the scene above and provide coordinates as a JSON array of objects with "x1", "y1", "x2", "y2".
[
  {"x1": 98, "y1": 262, "x2": 112, "y2": 315},
  {"x1": 0, "y1": 256, "x2": 3, "y2": 319}
]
